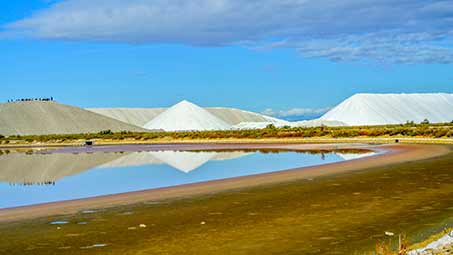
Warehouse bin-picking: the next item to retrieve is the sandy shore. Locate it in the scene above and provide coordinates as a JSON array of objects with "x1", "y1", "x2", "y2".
[
  {"x1": 0, "y1": 143, "x2": 449, "y2": 223},
  {"x1": 1, "y1": 137, "x2": 453, "y2": 150}
]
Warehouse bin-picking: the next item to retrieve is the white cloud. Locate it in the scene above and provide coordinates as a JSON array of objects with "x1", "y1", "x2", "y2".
[
  {"x1": 3, "y1": 0, "x2": 453, "y2": 63},
  {"x1": 262, "y1": 107, "x2": 331, "y2": 118}
]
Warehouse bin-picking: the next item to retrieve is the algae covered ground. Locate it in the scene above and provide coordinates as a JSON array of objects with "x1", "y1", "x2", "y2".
[{"x1": 0, "y1": 147, "x2": 452, "y2": 254}]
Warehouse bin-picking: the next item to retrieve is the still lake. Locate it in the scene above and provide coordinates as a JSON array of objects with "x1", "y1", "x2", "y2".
[{"x1": 0, "y1": 146, "x2": 374, "y2": 208}]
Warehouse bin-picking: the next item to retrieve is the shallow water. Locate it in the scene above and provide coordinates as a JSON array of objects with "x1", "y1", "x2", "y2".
[
  {"x1": 0, "y1": 147, "x2": 372, "y2": 208},
  {"x1": 1, "y1": 145, "x2": 451, "y2": 255}
]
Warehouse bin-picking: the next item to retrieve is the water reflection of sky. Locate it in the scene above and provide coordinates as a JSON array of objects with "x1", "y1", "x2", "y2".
[{"x1": 0, "y1": 150, "x2": 373, "y2": 208}]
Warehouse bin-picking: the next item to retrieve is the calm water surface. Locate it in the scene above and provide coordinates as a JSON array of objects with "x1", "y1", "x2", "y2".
[
  {"x1": 0, "y1": 146, "x2": 452, "y2": 255},
  {"x1": 0, "y1": 146, "x2": 373, "y2": 208}
]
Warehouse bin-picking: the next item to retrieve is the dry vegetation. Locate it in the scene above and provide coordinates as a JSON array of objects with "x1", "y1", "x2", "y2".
[
  {"x1": 375, "y1": 234, "x2": 408, "y2": 255},
  {"x1": 1, "y1": 122, "x2": 453, "y2": 145}
]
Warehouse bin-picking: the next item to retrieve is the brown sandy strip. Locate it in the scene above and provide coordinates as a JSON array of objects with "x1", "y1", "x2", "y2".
[{"x1": 0, "y1": 143, "x2": 449, "y2": 223}]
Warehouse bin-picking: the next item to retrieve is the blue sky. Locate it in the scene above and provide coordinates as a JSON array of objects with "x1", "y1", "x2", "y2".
[{"x1": 1, "y1": 0, "x2": 452, "y2": 118}]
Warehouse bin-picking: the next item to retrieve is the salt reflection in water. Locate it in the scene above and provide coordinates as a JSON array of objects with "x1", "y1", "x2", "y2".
[{"x1": 0, "y1": 148, "x2": 374, "y2": 208}]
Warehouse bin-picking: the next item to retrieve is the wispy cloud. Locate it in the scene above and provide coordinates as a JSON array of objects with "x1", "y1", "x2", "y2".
[
  {"x1": 264, "y1": 32, "x2": 453, "y2": 64},
  {"x1": 262, "y1": 107, "x2": 331, "y2": 118},
  {"x1": 3, "y1": 0, "x2": 453, "y2": 63}
]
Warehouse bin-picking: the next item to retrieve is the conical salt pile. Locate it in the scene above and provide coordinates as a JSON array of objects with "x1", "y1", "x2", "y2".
[{"x1": 143, "y1": 100, "x2": 231, "y2": 131}]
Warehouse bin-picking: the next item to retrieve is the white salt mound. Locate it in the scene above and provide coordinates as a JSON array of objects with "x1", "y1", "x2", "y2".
[
  {"x1": 207, "y1": 107, "x2": 286, "y2": 125},
  {"x1": 143, "y1": 100, "x2": 232, "y2": 131},
  {"x1": 320, "y1": 93, "x2": 453, "y2": 126}
]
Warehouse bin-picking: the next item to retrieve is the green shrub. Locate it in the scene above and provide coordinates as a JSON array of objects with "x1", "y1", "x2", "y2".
[
  {"x1": 421, "y1": 119, "x2": 430, "y2": 125},
  {"x1": 99, "y1": 130, "x2": 114, "y2": 135},
  {"x1": 265, "y1": 124, "x2": 276, "y2": 130}
]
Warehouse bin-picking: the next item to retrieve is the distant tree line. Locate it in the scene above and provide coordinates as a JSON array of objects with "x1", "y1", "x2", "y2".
[{"x1": 7, "y1": 97, "x2": 54, "y2": 103}]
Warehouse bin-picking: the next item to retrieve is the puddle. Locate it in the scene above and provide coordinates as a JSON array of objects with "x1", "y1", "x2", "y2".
[{"x1": 49, "y1": 221, "x2": 69, "y2": 225}]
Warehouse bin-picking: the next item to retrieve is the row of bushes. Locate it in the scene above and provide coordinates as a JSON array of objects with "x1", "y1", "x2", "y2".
[{"x1": 1, "y1": 123, "x2": 453, "y2": 143}]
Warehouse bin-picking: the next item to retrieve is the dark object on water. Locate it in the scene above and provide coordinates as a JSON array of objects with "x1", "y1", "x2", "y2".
[
  {"x1": 395, "y1": 139, "x2": 400, "y2": 143},
  {"x1": 85, "y1": 140, "x2": 94, "y2": 146}
]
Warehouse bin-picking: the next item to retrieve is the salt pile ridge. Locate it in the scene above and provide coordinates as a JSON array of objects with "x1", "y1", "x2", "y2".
[
  {"x1": 144, "y1": 100, "x2": 231, "y2": 131},
  {"x1": 87, "y1": 108, "x2": 165, "y2": 127},
  {"x1": 320, "y1": 93, "x2": 453, "y2": 126}
]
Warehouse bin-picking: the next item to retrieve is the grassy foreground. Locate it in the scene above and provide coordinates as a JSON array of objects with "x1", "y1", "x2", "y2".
[{"x1": 1, "y1": 123, "x2": 453, "y2": 147}]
